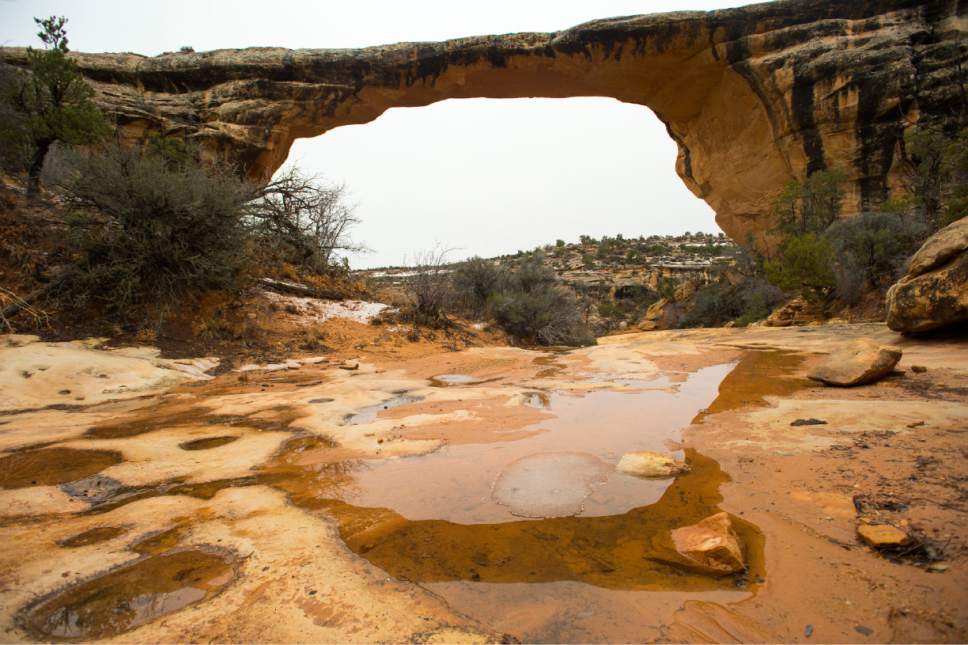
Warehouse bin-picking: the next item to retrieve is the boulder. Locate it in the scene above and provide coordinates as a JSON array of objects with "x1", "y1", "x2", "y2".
[
  {"x1": 808, "y1": 338, "x2": 902, "y2": 386},
  {"x1": 616, "y1": 451, "x2": 689, "y2": 478},
  {"x1": 638, "y1": 298, "x2": 681, "y2": 331},
  {"x1": 887, "y1": 217, "x2": 968, "y2": 333},
  {"x1": 857, "y1": 524, "x2": 910, "y2": 548},
  {"x1": 653, "y1": 512, "x2": 746, "y2": 576},
  {"x1": 764, "y1": 296, "x2": 823, "y2": 327}
]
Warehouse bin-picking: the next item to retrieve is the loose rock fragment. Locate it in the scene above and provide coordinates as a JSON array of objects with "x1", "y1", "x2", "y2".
[
  {"x1": 653, "y1": 512, "x2": 746, "y2": 576},
  {"x1": 615, "y1": 451, "x2": 689, "y2": 478},
  {"x1": 857, "y1": 524, "x2": 910, "y2": 548},
  {"x1": 808, "y1": 339, "x2": 902, "y2": 387}
]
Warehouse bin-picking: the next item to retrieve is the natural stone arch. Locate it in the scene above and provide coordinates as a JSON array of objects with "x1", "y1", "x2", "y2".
[{"x1": 1, "y1": 0, "x2": 964, "y2": 250}]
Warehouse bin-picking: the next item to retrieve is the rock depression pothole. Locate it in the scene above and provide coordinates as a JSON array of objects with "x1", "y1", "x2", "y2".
[
  {"x1": 19, "y1": 548, "x2": 236, "y2": 641},
  {"x1": 492, "y1": 452, "x2": 610, "y2": 518}
]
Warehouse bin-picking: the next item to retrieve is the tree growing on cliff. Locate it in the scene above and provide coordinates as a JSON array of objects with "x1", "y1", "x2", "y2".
[
  {"x1": 764, "y1": 233, "x2": 837, "y2": 300},
  {"x1": 899, "y1": 125, "x2": 968, "y2": 230},
  {"x1": 0, "y1": 17, "x2": 108, "y2": 196},
  {"x1": 773, "y1": 168, "x2": 847, "y2": 235}
]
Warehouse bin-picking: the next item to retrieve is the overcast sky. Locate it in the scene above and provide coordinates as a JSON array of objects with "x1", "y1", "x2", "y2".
[{"x1": 1, "y1": 0, "x2": 748, "y2": 268}]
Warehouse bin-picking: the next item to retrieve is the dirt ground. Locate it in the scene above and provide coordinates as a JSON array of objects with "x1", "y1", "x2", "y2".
[{"x1": 0, "y1": 321, "x2": 965, "y2": 643}]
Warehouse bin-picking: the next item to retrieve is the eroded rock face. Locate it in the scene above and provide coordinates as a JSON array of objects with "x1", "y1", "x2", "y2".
[
  {"x1": 1, "y1": 1, "x2": 964, "y2": 249},
  {"x1": 887, "y1": 217, "x2": 968, "y2": 334},
  {"x1": 808, "y1": 338, "x2": 902, "y2": 386},
  {"x1": 639, "y1": 298, "x2": 682, "y2": 331}
]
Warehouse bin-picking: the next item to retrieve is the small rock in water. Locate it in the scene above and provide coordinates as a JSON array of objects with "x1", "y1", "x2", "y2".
[
  {"x1": 653, "y1": 512, "x2": 746, "y2": 576},
  {"x1": 856, "y1": 524, "x2": 910, "y2": 548},
  {"x1": 615, "y1": 451, "x2": 689, "y2": 478},
  {"x1": 790, "y1": 418, "x2": 827, "y2": 426},
  {"x1": 808, "y1": 338, "x2": 902, "y2": 387}
]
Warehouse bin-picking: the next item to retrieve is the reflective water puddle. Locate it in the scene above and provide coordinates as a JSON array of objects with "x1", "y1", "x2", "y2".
[
  {"x1": 255, "y1": 354, "x2": 799, "y2": 641},
  {"x1": 20, "y1": 548, "x2": 236, "y2": 641}
]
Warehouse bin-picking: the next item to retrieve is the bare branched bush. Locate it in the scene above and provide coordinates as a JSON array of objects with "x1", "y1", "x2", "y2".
[
  {"x1": 401, "y1": 247, "x2": 453, "y2": 328},
  {"x1": 0, "y1": 286, "x2": 48, "y2": 331},
  {"x1": 246, "y1": 167, "x2": 361, "y2": 273}
]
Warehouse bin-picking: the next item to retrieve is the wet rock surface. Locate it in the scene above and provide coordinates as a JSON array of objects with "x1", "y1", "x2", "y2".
[
  {"x1": 808, "y1": 338, "x2": 902, "y2": 387},
  {"x1": 0, "y1": 323, "x2": 966, "y2": 642}
]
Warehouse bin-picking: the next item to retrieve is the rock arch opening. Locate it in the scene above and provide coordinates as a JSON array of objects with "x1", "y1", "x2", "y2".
[
  {"x1": 279, "y1": 97, "x2": 720, "y2": 268},
  {"x1": 5, "y1": 0, "x2": 959, "y2": 252}
]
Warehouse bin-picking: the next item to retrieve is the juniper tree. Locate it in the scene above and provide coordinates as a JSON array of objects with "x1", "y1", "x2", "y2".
[{"x1": 0, "y1": 17, "x2": 108, "y2": 196}]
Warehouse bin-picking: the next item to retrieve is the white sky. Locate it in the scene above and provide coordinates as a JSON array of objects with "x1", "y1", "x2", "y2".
[{"x1": 1, "y1": 0, "x2": 748, "y2": 268}]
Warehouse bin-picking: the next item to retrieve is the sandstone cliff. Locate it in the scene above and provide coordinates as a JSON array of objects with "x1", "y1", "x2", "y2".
[{"x1": 1, "y1": 0, "x2": 965, "y2": 249}]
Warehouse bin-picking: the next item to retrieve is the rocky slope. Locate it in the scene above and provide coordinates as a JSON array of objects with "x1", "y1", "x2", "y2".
[{"x1": 2, "y1": 0, "x2": 965, "y2": 251}]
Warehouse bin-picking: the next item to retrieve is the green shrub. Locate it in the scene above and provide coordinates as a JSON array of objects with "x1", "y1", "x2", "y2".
[
  {"x1": 451, "y1": 257, "x2": 506, "y2": 319},
  {"x1": 52, "y1": 143, "x2": 250, "y2": 315},
  {"x1": 774, "y1": 168, "x2": 847, "y2": 235},
  {"x1": 764, "y1": 233, "x2": 836, "y2": 299},
  {"x1": 492, "y1": 257, "x2": 594, "y2": 346},
  {"x1": 680, "y1": 277, "x2": 782, "y2": 328}
]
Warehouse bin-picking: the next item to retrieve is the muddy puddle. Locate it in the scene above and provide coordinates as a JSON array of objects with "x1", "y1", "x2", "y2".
[
  {"x1": 343, "y1": 393, "x2": 423, "y2": 425},
  {"x1": 332, "y1": 363, "x2": 734, "y2": 523},
  {"x1": 178, "y1": 435, "x2": 239, "y2": 450},
  {"x1": 20, "y1": 548, "x2": 236, "y2": 641},
  {"x1": 0, "y1": 448, "x2": 122, "y2": 489},
  {"x1": 257, "y1": 357, "x2": 779, "y2": 641},
  {"x1": 695, "y1": 350, "x2": 809, "y2": 420}
]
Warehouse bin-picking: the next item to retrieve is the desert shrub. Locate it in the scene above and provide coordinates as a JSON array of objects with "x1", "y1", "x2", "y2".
[
  {"x1": 451, "y1": 256, "x2": 506, "y2": 319},
  {"x1": 245, "y1": 167, "x2": 360, "y2": 273},
  {"x1": 764, "y1": 233, "x2": 837, "y2": 299},
  {"x1": 491, "y1": 256, "x2": 594, "y2": 346},
  {"x1": 824, "y1": 212, "x2": 926, "y2": 303},
  {"x1": 51, "y1": 143, "x2": 250, "y2": 315},
  {"x1": 734, "y1": 278, "x2": 784, "y2": 326},
  {"x1": 680, "y1": 277, "x2": 782, "y2": 328},
  {"x1": 402, "y1": 248, "x2": 453, "y2": 327}
]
